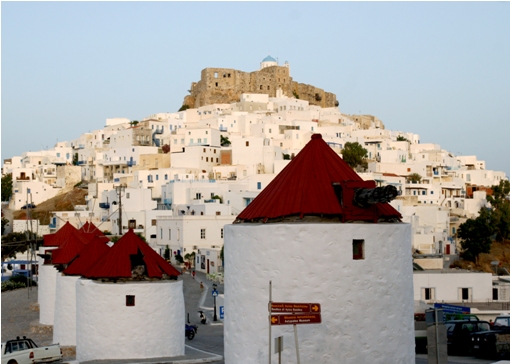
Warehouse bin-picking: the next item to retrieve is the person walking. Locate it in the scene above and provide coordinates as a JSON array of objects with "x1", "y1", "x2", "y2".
[{"x1": 192, "y1": 270, "x2": 196, "y2": 279}]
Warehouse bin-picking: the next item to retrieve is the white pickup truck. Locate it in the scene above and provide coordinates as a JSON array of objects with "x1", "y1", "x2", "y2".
[{"x1": 1, "y1": 337, "x2": 62, "y2": 364}]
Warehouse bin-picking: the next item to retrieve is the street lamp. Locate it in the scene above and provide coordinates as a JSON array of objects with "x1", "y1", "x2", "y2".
[{"x1": 212, "y1": 283, "x2": 218, "y2": 321}]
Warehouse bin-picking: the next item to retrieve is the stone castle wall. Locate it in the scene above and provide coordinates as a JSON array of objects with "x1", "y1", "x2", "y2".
[{"x1": 183, "y1": 66, "x2": 338, "y2": 109}]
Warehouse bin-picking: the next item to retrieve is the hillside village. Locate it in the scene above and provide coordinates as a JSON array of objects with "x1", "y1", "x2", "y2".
[{"x1": 3, "y1": 56, "x2": 510, "y2": 311}]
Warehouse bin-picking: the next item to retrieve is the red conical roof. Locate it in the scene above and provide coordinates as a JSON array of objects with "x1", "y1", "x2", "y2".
[
  {"x1": 51, "y1": 230, "x2": 93, "y2": 265},
  {"x1": 80, "y1": 221, "x2": 102, "y2": 234},
  {"x1": 79, "y1": 221, "x2": 90, "y2": 232},
  {"x1": 63, "y1": 236, "x2": 110, "y2": 276},
  {"x1": 82, "y1": 230, "x2": 180, "y2": 279},
  {"x1": 44, "y1": 222, "x2": 79, "y2": 247},
  {"x1": 236, "y1": 134, "x2": 401, "y2": 222}
]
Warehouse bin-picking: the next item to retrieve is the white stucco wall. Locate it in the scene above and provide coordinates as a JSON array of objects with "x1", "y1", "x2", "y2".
[
  {"x1": 76, "y1": 279, "x2": 185, "y2": 362},
  {"x1": 413, "y1": 271, "x2": 493, "y2": 303},
  {"x1": 12, "y1": 220, "x2": 49, "y2": 236},
  {"x1": 224, "y1": 222, "x2": 414, "y2": 364},
  {"x1": 53, "y1": 274, "x2": 79, "y2": 346},
  {"x1": 38, "y1": 264, "x2": 58, "y2": 325}
]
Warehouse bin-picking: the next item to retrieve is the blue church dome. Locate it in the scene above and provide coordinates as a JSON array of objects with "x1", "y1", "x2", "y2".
[{"x1": 262, "y1": 55, "x2": 277, "y2": 63}]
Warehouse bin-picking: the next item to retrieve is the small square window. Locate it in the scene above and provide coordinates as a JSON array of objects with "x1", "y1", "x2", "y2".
[
  {"x1": 353, "y1": 239, "x2": 364, "y2": 260},
  {"x1": 126, "y1": 295, "x2": 135, "y2": 306}
]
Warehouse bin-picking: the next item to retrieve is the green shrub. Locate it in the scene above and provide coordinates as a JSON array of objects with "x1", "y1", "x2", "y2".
[
  {"x1": 8, "y1": 275, "x2": 37, "y2": 287},
  {"x1": 1, "y1": 280, "x2": 26, "y2": 292},
  {"x1": 1, "y1": 275, "x2": 37, "y2": 292}
]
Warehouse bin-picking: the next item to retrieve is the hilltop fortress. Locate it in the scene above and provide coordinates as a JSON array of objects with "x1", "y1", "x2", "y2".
[{"x1": 182, "y1": 55, "x2": 339, "y2": 109}]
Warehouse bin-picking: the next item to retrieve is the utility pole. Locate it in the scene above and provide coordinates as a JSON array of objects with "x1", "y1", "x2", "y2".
[{"x1": 115, "y1": 184, "x2": 126, "y2": 235}]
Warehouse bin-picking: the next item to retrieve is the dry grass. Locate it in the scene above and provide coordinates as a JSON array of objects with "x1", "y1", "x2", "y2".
[
  {"x1": 13, "y1": 188, "x2": 87, "y2": 225},
  {"x1": 453, "y1": 240, "x2": 510, "y2": 273}
]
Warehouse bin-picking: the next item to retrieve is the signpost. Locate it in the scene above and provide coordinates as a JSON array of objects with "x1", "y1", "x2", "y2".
[
  {"x1": 271, "y1": 302, "x2": 321, "y2": 314},
  {"x1": 219, "y1": 306, "x2": 224, "y2": 320},
  {"x1": 271, "y1": 313, "x2": 322, "y2": 325},
  {"x1": 268, "y1": 289, "x2": 322, "y2": 364},
  {"x1": 433, "y1": 303, "x2": 471, "y2": 321}
]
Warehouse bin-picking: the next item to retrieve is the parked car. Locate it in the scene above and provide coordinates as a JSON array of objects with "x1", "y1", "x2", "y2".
[
  {"x1": 470, "y1": 317, "x2": 510, "y2": 359},
  {"x1": 446, "y1": 319, "x2": 491, "y2": 355},
  {"x1": 1, "y1": 336, "x2": 62, "y2": 364},
  {"x1": 494, "y1": 315, "x2": 510, "y2": 327},
  {"x1": 20, "y1": 204, "x2": 36, "y2": 209}
]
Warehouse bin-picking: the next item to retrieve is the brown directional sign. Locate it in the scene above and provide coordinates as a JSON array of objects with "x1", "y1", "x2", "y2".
[
  {"x1": 271, "y1": 302, "x2": 321, "y2": 314},
  {"x1": 271, "y1": 313, "x2": 322, "y2": 326}
]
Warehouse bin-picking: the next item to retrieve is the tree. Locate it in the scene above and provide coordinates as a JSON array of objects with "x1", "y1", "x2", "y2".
[
  {"x1": 184, "y1": 252, "x2": 196, "y2": 268},
  {"x1": 164, "y1": 245, "x2": 170, "y2": 260},
  {"x1": 1, "y1": 232, "x2": 29, "y2": 261},
  {"x1": 341, "y1": 142, "x2": 368, "y2": 171},
  {"x1": 1, "y1": 217, "x2": 9, "y2": 235},
  {"x1": 1, "y1": 174, "x2": 13, "y2": 202},
  {"x1": 178, "y1": 105, "x2": 190, "y2": 112},
  {"x1": 407, "y1": 173, "x2": 422, "y2": 183},
  {"x1": 397, "y1": 135, "x2": 410, "y2": 142},
  {"x1": 72, "y1": 153, "x2": 79, "y2": 166},
  {"x1": 220, "y1": 135, "x2": 231, "y2": 147},
  {"x1": 211, "y1": 194, "x2": 223, "y2": 203},
  {"x1": 457, "y1": 208, "x2": 494, "y2": 263},
  {"x1": 486, "y1": 180, "x2": 510, "y2": 241},
  {"x1": 129, "y1": 120, "x2": 139, "y2": 127}
]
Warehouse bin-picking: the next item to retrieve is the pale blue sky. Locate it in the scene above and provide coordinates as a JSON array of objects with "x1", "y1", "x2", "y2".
[{"x1": 2, "y1": 2, "x2": 510, "y2": 176}]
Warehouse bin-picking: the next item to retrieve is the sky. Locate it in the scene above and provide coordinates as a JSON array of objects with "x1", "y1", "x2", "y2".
[{"x1": 2, "y1": 2, "x2": 510, "y2": 176}]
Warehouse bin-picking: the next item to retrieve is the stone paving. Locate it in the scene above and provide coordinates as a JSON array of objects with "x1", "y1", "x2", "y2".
[{"x1": 1, "y1": 269, "x2": 224, "y2": 363}]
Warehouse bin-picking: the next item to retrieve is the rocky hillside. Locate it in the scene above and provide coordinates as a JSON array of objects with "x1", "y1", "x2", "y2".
[
  {"x1": 452, "y1": 240, "x2": 510, "y2": 274},
  {"x1": 13, "y1": 188, "x2": 87, "y2": 225}
]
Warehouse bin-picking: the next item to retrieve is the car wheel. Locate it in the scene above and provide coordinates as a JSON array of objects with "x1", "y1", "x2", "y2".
[
  {"x1": 8, "y1": 360, "x2": 18, "y2": 364},
  {"x1": 187, "y1": 331, "x2": 195, "y2": 340}
]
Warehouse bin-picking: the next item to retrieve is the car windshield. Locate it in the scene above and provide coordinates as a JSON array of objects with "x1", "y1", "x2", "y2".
[
  {"x1": 461, "y1": 323, "x2": 475, "y2": 332},
  {"x1": 495, "y1": 317, "x2": 510, "y2": 326},
  {"x1": 478, "y1": 323, "x2": 491, "y2": 331}
]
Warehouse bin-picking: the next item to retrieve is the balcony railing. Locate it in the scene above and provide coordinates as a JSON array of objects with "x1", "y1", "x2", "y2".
[
  {"x1": 127, "y1": 161, "x2": 136, "y2": 167},
  {"x1": 16, "y1": 177, "x2": 30, "y2": 181}
]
